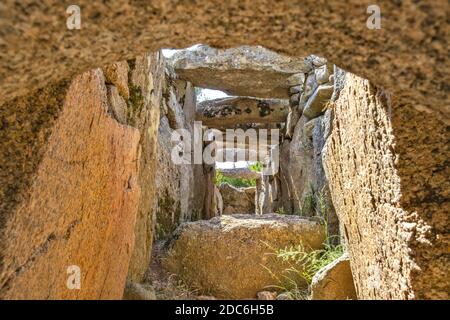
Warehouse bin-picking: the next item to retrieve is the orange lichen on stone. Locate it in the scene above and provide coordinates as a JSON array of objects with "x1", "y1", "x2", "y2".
[{"x1": 0, "y1": 69, "x2": 141, "y2": 299}]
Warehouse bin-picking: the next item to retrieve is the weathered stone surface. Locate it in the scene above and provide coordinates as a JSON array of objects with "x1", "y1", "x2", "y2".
[
  {"x1": 184, "y1": 82, "x2": 209, "y2": 221},
  {"x1": 213, "y1": 122, "x2": 283, "y2": 131},
  {"x1": 126, "y1": 53, "x2": 165, "y2": 283},
  {"x1": 163, "y1": 214, "x2": 326, "y2": 299},
  {"x1": 286, "y1": 73, "x2": 306, "y2": 87},
  {"x1": 0, "y1": 0, "x2": 449, "y2": 301},
  {"x1": 196, "y1": 96, "x2": 289, "y2": 126},
  {"x1": 220, "y1": 184, "x2": 256, "y2": 215},
  {"x1": 202, "y1": 161, "x2": 217, "y2": 220},
  {"x1": 323, "y1": 73, "x2": 449, "y2": 299},
  {"x1": 289, "y1": 85, "x2": 303, "y2": 95},
  {"x1": 257, "y1": 174, "x2": 282, "y2": 214},
  {"x1": 314, "y1": 63, "x2": 333, "y2": 85},
  {"x1": 303, "y1": 85, "x2": 333, "y2": 119},
  {"x1": 103, "y1": 61, "x2": 130, "y2": 99},
  {"x1": 166, "y1": 86, "x2": 186, "y2": 129},
  {"x1": 1, "y1": 1, "x2": 448, "y2": 121},
  {"x1": 154, "y1": 117, "x2": 183, "y2": 239},
  {"x1": 214, "y1": 185, "x2": 223, "y2": 216},
  {"x1": 154, "y1": 77, "x2": 205, "y2": 238},
  {"x1": 170, "y1": 45, "x2": 310, "y2": 98},
  {"x1": 284, "y1": 117, "x2": 317, "y2": 215},
  {"x1": 289, "y1": 93, "x2": 300, "y2": 107},
  {"x1": 211, "y1": 128, "x2": 279, "y2": 145},
  {"x1": 278, "y1": 140, "x2": 294, "y2": 215},
  {"x1": 285, "y1": 107, "x2": 302, "y2": 139},
  {"x1": 0, "y1": 69, "x2": 141, "y2": 299},
  {"x1": 303, "y1": 73, "x2": 318, "y2": 100},
  {"x1": 278, "y1": 113, "x2": 338, "y2": 238},
  {"x1": 106, "y1": 85, "x2": 127, "y2": 124},
  {"x1": 313, "y1": 113, "x2": 339, "y2": 240},
  {"x1": 305, "y1": 55, "x2": 328, "y2": 68},
  {"x1": 311, "y1": 253, "x2": 357, "y2": 300},
  {"x1": 331, "y1": 65, "x2": 347, "y2": 102}
]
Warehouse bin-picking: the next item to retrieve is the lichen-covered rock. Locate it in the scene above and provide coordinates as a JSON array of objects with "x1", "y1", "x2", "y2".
[
  {"x1": 103, "y1": 61, "x2": 130, "y2": 99},
  {"x1": 314, "y1": 63, "x2": 333, "y2": 85},
  {"x1": 278, "y1": 112, "x2": 339, "y2": 239},
  {"x1": 169, "y1": 45, "x2": 310, "y2": 98},
  {"x1": 154, "y1": 76, "x2": 205, "y2": 238},
  {"x1": 220, "y1": 183, "x2": 255, "y2": 215},
  {"x1": 311, "y1": 253, "x2": 357, "y2": 300},
  {"x1": 214, "y1": 185, "x2": 224, "y2": 216},
  {"x1": 1, "y1": 1, "x2": 448, "y2": 122},
  {"x1": 0, "y1": 69, "x2": 141, "y2": 299},
  {"x1": 106, "y1": 84, "x2": 128, "y2": 124},
  {"x1": 303, "y1": 85, "x2": 333, "y2": 119},
  {"x1": 163, "y1": 214, "x2": 326, "y2": 299},
  {"x1": 196, "y1": 96, "x2": 289, "y2": 126},
  {"x1": 323, "y1": 73, "x2": 449, "y2": 299},
  {"x1": 126, "y1": 53, "x2": 165, "y2": 283}
]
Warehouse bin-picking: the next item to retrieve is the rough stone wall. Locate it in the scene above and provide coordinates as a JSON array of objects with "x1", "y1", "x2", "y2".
[
  {"x1": 154, "y1": 74, "x2": 203, "y2": 239},
  {"x1": 282, "y1": 113, "x2": 338, "y2": 235},
  {"x1": 257, "y1": 174, "x2": 281, "y2": 214},
  {"x1": 0, "y1": 0, "x2": 448, "y2": 300},
  {"x1": 278, "y1": 59, "x2": 338, "y2": 238},
  {"x1": 154, "y1": 117, "x2": 183, "y2": 239},
  {"x1": 0, "y1": 69, "x2": 141, "y2": 299},
  {"x1": 2, "y1": 1, "x2": 448, "y2": 122},
  {"x1": 0, "y1": 51, "x2": 165, "y2": 298},
  {"x1": 126, "y1": 53, "x2": 165, "y2": 283},
  {"x1": 220, "y1": 184, "x2": 256, "y2": 215},
  {"x1": 323, "y1": 73, "x2": 449, "y2": 299}
]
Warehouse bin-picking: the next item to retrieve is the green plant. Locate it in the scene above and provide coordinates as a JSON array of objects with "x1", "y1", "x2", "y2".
[
  {"x1": 249, "y1": 161, "x2": 263, "y2": 173},
  {"x1": 275, "y1": 241, "x2": 344, "y2": 285},
  {"x1": 263, "y1": 228, "x2": 344, "y2": 299},
  {"x1": 215, "y1": 171, "x2": 256, "y2": 188},
  {"x1": 275, "y1": 207, "x2": 286, "y2": 215},
  {"x1": 296, "y1": 185, "x2": 329, "y2": 219}
]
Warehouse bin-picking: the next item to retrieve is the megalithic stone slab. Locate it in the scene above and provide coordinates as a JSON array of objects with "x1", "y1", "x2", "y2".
[
  {"x1": 303, "y1": 84, "x2": 334, "y2": 119},
  {"x1": 212, "y1": 122, "x2": 283, "y2": 131},
  {"x1": 168, "y1": 45, "x2": 311, "y2": 98},
  {"x1": 196, "y1": 96, "x2": 289, "y2": 126},
  {"x1": 163, "y1": 214, "x2": 326, "y2": 299}
]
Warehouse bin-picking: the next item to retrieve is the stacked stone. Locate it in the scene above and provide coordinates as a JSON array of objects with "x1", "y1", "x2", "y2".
[
  {"x1": 278, "y1": 55, "x2": 342, "y2": 241},
  {"x1": 285, "y1": 56, "x2": 336, "y2": 138}
]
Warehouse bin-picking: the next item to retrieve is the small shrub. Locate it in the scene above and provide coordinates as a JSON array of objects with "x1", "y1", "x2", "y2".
[
  {"x1": 275, "y1": 241, "x2": 344, "y2": 285},
  {"x1": 264, "y1": 226, "x2": 344, "y2": 299},
  {"x1": 249, "y1": 161, "x2": 263, "y2": 173},
  {"x1": 215, "y1": 171, "x2": 256, "y2": 188}
]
